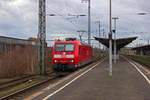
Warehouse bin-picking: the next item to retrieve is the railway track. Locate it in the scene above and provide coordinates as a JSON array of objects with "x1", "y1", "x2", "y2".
[
  {"x1": 0, "y1": 71, "x2": 55, "y2": 90},
  {"x1": 0, "y1": 68, "x2": 79, "y2": 100},
  {"x1": 0, "y1": 57, "x2": 104, "y2": 100},
  {"x1": 0, "y1": 72, "x2": 62, "y2": 100},
  {"x1": 0, "y1": 75, "x2": 36, "y2": 90}
]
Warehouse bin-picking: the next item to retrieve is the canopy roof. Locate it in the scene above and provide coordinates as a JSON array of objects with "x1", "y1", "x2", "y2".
[{"x1": 94, "y1": 37, "x2": 137, "y2": 50}]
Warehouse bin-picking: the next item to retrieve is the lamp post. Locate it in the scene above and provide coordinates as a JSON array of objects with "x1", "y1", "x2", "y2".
[
  {"x1": 140, "y1": 38, "x2": 150, "y2": 45},
  {"x1": 102, "y1": 29, "x2": 105, "y2": 50},
  {"x1": 95, "y1": 21, "x2": 101, "y2": 49},
  {"x1": 109, "y1": 0, "x2": 112, "y2": 76},
  {"x1": 112, "y1": 17, "x2": 119, "y2": 63},
  {"x1": 138, "y1": 12, "x2": 150, "y2": 45},
  {"x1": 81, "y1": 0, "x2": 91, "y2": 45}
]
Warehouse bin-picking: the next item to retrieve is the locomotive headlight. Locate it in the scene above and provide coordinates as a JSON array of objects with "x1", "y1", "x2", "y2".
[
  {"x1": 54, "y1": 60, "x2": 58, "y2": 62},
  {"x1": 66, "y1": 55, "x2": 74, "y2": 58},
  {"x1": 54, "y1": 54, "x2": 62, "y2": 58},
  {"x1": 70, "y1": 60, "x2": 74, "y2": 62}
]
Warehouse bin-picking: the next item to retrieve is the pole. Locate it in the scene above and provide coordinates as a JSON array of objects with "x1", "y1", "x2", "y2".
[
  {"x1": 109, "y1": 0, "x2": 112, "y2": 76},
  {"x1": 112, "y1": 17, "x2": 119, "y2": 63},
  {"x1": 114, "y1": 19, "x2": 116, "y2": 63},
  {"x1": 103, "y1": 29, "x2": 105, "y2": 50},
  {"x1": 98, "y1": 21, "x2": 101, "y2": 49},
  {"x1": 88, "y1": 0, "x2": 91, "y2": 45},
  {"x1": 103, "y1": 29, "x2": 105, "y2": 38},
  {"x1": 38, "y1": 0, "x2": 46, "y2": 75},
  {"x1": 81, "y1": 0, "x2": 91, "y2": 45}
]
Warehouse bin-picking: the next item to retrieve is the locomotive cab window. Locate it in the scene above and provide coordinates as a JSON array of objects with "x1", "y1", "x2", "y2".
[
  {"x1": 65, "y1": 44, "x2": 74, "y2": 51},
  {"x1": 55, "y1": 44, "x2": 65, "y2": 51},
  {"x1": 55, "y1": 44, "x2": 74, "y2": 51}
]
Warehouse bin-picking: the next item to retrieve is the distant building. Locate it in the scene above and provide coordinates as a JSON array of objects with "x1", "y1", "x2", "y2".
[
  {"x1": 132, "y1": 45, "x2": 150, "y2": 56},
  {"x1": 121, "y1": 47, "x2": 136, "y2": 55}
]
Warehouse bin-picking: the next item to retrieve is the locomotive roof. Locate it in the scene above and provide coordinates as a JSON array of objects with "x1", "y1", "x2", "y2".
[{"x1": 54, "y1": 40, "x2": 90, "y2": 46}]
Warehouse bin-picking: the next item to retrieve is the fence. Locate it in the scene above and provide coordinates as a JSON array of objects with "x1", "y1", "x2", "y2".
[{"x1": 0, "y1": 36, "x2": 40, "y2": 78}]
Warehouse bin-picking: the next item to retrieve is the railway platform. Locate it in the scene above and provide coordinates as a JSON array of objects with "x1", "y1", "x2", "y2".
[{"x1": 29, "y1": 57, "x2": 150, "y2": 100}]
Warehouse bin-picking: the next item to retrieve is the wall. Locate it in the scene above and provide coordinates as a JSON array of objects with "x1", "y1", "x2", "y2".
[{"x1": 0, "y1": 43, "x2": 39, "y2": 78}]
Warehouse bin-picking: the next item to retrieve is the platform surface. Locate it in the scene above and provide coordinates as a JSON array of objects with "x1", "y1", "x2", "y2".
[{"x1": 33, "y1": 57, "x2": 150, "y2": 100}]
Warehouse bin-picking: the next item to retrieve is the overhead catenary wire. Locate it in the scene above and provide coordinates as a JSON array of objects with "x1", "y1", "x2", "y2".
[{"x1": 46, "y1": 5, "x2": 86, "y2": 31}]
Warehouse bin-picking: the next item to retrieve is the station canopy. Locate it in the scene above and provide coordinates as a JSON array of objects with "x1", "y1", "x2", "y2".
[{"x1": 94, "y1": 37, "x2": 137, "y2": 50}]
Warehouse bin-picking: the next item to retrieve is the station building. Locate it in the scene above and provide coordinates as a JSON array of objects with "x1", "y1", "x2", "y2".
[{"x1": 132, "y1": 44, "x2": 150, "y2": 56}]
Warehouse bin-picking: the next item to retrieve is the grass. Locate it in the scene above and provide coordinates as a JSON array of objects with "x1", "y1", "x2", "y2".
[{"x1": 126, "y1": 55, "x2": 150, "y2": 68}]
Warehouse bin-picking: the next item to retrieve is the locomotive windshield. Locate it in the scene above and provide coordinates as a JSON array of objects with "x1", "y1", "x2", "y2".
[
  {"x1": 65, "y1": 44, "x2": 74, "y2": 51},
  {"x1": 55, "y1": 44, "x2": 65, "y2": 51},
  {"x1": 55, "y1": 44, "x2": 74, "y2": 51}
]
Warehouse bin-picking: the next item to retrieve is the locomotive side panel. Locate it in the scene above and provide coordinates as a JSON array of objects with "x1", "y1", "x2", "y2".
[{"x1": 78, "y1": 45, "x2": 93, "y2": 67}]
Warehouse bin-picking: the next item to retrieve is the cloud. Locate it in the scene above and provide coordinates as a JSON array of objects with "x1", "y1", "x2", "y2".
[
  {"x1": 0, "y1": 0, "x2": 38, "y2": 38},
  {"x1": 137, "y1": 0, "x2": 150, "y2": 12},
  {"x1": 0, "y1": 0, "x2": 149, "y2": 46}
]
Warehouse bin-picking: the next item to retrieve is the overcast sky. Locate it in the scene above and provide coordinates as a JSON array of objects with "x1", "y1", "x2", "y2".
[{"x1": 0, "y1": 0, "x2": 150, "y2": 46}]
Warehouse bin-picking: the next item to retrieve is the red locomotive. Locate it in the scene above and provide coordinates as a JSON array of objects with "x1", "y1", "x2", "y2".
[{"x1": 52, "y1": 38, "x2": 93, "y2": 71}]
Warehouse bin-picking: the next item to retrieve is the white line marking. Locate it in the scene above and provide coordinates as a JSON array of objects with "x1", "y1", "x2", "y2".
[
  {"x1": 43, "y1": 60, "x2": 104, "y2": 100},
  {"x1": 133, "y1": 61, "x2": 150, "y2": 75},
  {"x1": 124, "y1": 57, "x2": 150, "y2": 85}
]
